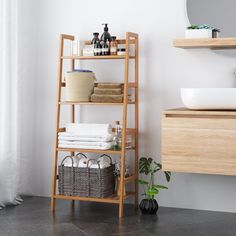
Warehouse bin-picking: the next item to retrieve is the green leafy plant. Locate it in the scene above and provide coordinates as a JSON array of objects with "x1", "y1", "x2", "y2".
[
  {"x1": 187, "y1": 24, "x2": 220, "y2": 32},
  {"x1": 138, "y1": 157, "x2": 171, "y2": 199}
]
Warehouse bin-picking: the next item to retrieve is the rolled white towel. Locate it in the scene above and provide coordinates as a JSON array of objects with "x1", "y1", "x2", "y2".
[
  {"x1": 66, "y1": 123, "x2": 112, "y2": 136},
  {"x1": 77, "y1": 157, "x2": 89, "y2": 168},
  {"x1": 88, "y1": 158, "x2": 110, "y2": 169},
  {"x1": 63, "y1": 157, "x2": 80, "y2": 167},
  {"x1": 63, "y1": 155, "x2": 111, "y2": 168}
]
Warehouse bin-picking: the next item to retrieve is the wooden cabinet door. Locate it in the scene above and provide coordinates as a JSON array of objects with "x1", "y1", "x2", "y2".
[{"x1": 162, "y1": 113, "x2": 236, "y2": 175}]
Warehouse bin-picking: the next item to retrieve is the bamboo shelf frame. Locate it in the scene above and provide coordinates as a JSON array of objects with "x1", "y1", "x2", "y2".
[{"x1": 51, "y1": 33, "x2": 139, "y2": 218}]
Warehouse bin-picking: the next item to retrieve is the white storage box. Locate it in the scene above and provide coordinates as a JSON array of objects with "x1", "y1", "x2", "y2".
[
  {"x1": 71, "y1": 40, "x2": 85, "y2": 56},
  {"x1": 185, "y1": 29, "x2": 212, "y2": 39}
]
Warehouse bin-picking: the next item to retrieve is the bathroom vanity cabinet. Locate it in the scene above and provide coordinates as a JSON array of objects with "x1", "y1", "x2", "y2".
[{"x1": 162, "y1": 108, "x2": 236, "y2": 175}]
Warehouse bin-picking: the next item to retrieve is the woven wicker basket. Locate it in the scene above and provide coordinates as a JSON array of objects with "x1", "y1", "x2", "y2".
[
  {"x1": 65, "y1": 70, "x2": 95, "y2": 102},
  {"x1": 58, "y1": 153, "x2": 115, "y2": 198}
]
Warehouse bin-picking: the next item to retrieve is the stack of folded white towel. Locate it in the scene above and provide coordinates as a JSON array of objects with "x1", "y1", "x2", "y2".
[{"x1": 58, "y1": 123, "x2": 114, "y2": 150}]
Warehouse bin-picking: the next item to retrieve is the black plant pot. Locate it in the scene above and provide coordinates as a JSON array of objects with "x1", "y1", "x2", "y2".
[{"x1": 139, "y1": 199, "x2": 159, "y2": 215}]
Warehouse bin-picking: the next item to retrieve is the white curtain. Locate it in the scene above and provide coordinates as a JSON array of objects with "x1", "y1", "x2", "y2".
[{"x1": 0, "y1": 0, "x2": 22, "y2": 208}]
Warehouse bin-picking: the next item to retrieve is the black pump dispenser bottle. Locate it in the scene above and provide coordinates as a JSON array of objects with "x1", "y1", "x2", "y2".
[{"x1": 101, "y1": 23, "x2": 111, "y2": 42}]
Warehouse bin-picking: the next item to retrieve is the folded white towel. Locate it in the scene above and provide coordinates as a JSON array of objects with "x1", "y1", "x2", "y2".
[
  {"x1": 59, "y1": 140, "x2": 112, "y2": 147},
  {"x1": 66, "y1": 123, "x2": 112, "y2": 136},
  {"x1": 58, "y1": 132, "x2": 114, "y2": 142},
  {"x1": 58, "y1": 142, "x2": 112, "y2": 150}
]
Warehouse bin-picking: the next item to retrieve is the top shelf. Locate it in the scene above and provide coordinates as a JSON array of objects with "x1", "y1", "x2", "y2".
[
  {"x1": 62, "y1": 55, "x2": 135, "y2": 60},
  {"x1": 173, "y1": 37, "x2": 236, "y2": 49}
]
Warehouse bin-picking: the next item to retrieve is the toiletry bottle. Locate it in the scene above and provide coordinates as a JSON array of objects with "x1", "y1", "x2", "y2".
[
  {"x1": 97, "y1": 41, "x2": 102, "y2": 56},
  {"x1": 110, "y1": 36, "x2": 117, "y2": 55},
  {"x1": 114, "y1": 121, "x2": 122, "y2": 150},
  {"x1": 101, "y1": 40, "x2": 109, "y2": 55},
  {"x1": 91, "y1": 32, "x2": 99, "y2": 45},
  {"x1": 101, "y1": 23, "x2": 111, "y2": 54},
  {"x1": 101, "y1": 23, "x2": 111, "y2": 42},
  {"x1": 94, "y1": 41, "x2": 102, "y2": 56},
  {"x1": 91, "y1": 32, "x2": 100, "y2": 56}
]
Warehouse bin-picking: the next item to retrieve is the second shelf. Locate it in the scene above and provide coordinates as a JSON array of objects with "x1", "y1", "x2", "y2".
[{"x1": 59, "y1": 101, "x2": 135, "y2": 105}]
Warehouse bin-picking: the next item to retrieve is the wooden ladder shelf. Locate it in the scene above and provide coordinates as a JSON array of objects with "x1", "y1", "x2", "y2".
[{"x1": 50, "y1": 33, "x2": 139, "y2": 218}]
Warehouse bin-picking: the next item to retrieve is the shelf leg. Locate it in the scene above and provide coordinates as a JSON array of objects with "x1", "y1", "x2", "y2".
[
  {"x1": 118, "y1": 203, "x2": 123, "y2": 218},
  {"x1": 118, "y1": 32, "x2": 132, "y2": 218},
  {"x1": 51, "y1": 150, "x2": 59, "y2": 211},
  {"x1": 51, "y1": 196, "x2": 56, "y2": 211},
  {"x1": 51, "y1": 34, "x2": 67, "y2": 212},
  {"x1": 119, "y1": 153, "x2": 125, "y2": 218},
  {"x1": 134, "y1": 35, "x2": 139, "y2": 210}
]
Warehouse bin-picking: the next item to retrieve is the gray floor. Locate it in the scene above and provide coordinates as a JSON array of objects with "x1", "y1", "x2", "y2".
[{"x1": 1, "y1": 197, "x2": 236, "y2": 236}]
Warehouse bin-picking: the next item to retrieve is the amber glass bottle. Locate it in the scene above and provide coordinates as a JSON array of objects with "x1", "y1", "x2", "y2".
[{"x1": 110, "y1": 36, "x2": 117, "y2": 55}]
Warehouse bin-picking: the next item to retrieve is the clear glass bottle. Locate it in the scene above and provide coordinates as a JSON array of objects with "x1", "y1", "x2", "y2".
[{"x1": 114, "y1": 121, "x2": 122, "y2": 150}]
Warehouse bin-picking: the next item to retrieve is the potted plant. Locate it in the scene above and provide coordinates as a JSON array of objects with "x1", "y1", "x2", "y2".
[
  {"x1": 185, "y1": 24, "x2": 220, "y2": 39},
  {"x1": 138, "y1": 157, "x2": 171, "y2": 215}
]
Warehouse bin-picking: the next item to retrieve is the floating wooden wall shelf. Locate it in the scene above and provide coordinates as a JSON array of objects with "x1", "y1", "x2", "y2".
[{"x1": 173, "y1": 37, "x2": 236, "y2": 49}]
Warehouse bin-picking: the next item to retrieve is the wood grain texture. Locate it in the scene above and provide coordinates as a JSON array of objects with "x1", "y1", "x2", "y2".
[
  {"x1": 173, "y1": 38, "x2": 236, "y2": 49},
  {"x1": 162, "y1": 108, "x2": 236, "y2": 175},
  {"x1": 164, "y1": 108, "x2": 236, "y2": 116}
]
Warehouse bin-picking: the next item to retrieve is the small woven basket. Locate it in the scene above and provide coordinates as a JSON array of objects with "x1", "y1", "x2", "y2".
[{"x1": 58, "y1": 153, "x2": 115, "y2": 198}]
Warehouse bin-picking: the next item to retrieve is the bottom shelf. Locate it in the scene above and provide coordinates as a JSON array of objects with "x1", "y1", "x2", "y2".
[{"x1": 53, "y1": 192, "x2": 135, "y2": 204}]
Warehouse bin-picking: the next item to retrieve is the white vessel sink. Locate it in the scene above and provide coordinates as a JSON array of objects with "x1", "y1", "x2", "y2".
[{"x1": 181, "y1": 88, "x2": 236, "y2": 110}]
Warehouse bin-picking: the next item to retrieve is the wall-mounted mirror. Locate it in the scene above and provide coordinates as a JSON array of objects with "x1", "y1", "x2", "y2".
[
  {"x1": 187, "y1": 0, "x2": 236, "y2": 56},
  {"x1": 187, "y1": 0, "x2": 236, "y2": 37}
]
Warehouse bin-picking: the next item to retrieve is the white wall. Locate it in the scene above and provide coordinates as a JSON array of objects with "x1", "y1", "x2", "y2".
[
  {"x1": 28, "y1": 0, "x2": 236, "y2": 212},
  {"x1": 18, "y1": 0, "x2": 37, "y2": 195}
]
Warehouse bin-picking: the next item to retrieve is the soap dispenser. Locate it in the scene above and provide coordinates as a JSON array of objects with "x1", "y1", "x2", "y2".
[{"x1": 101, "y1": 23, "x2": 111, "y2": 42}]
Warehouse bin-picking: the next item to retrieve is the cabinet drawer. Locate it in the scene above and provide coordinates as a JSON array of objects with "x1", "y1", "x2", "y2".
[{"x1": 162, "y1": 113, "x2": 236, "y2": 175}]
